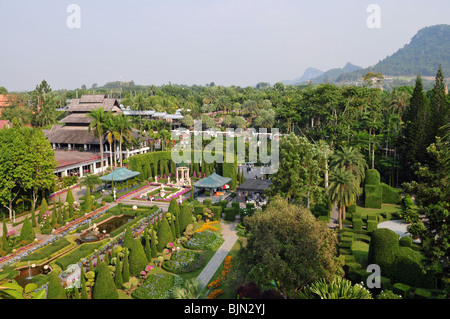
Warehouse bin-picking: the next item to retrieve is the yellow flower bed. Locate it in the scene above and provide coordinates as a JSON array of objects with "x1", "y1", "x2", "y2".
[{"x1": 194, "y1": 220, "x2": 219, "y2": 233}]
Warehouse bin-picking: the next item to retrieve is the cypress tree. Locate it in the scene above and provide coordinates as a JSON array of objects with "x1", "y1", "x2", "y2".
[
  {"x1": 89, "y1": 259, "x2": 94, "y2": 273},
  {"x1": 429, "y1": 64, "x2": 449, "y2": 142},
  {"x1": 38, "y1": 198, "x2": 48, "y2": 223},
  {"x1": 179, "y1": 204, "x2": 192, "y2": 234},
  {"x1": 115, "y1": 260, "x2": 123, "y2": 289},
  {"x1": 51, "y1": 204, "x2": 57, "y2": 227},
  {"x1": 123, "y1": 227, "x2": 134, "y2": 251},
  {"x1": 92, "y1": 260, "x2": 119, "y2": 299},
  {"x1": 400, "y1": 74, "x2": 429, "y2": 182},
  {"x1": 84, "y1": 186, "x2": 92, "y2": 213},
  {"x1": 150, "y1": 227, "x2": 157, "y2": 258},
  {"x1": 19, "y1": 216, "x2": 35, "y2": 242},
  {"x1": 144, "y1": 228, "x2": 152, "y2": 262},
  {"x1": 73, "y1": 287, "x2": 80, "y2": 299},
  {"x1": 104, "y1": 250, "x2": 110, "y2": 266},
  {"x1": 156, "y1": 216, "x2": 174, "y2": 252},
  {"x1": 66, "y1": 187, "x2": 74, "y2": 217},
  {"x1": 46, "y1": 271, "x2": 67, "y2": 299},
  {"x1": 129, "y1": 238, "x2": 148, "y2": 276},
  {"x1": 80, "y1": 266, "x2": 89, "y2": 299},
  {"x1": 30, "y1": 208, "x2": 37, "y2": 228},
  {"x1": 122, "y1": 248, "x2": 130, "y2": 283}
]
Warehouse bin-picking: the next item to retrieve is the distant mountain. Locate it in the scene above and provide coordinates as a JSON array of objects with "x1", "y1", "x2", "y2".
[
  {"x1": 282, "y1": 67, "x2": 324, "y2": 85},
  {"x1": 336, "y1": 24, "x2": 450, "y2": 82},
  {"x1": 308, "y1": 62, "x2": 362, "y2": 84}
]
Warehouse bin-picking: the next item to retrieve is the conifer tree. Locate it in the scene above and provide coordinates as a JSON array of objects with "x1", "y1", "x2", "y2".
[
  {"x1": 122, "y1": 248, "x2": 130, "y2": 283},
  {"x1": 30, "y1": 208, "x2": 37, "y2": 227},
  {"x1": 429, "y1": 64, "x2": 449, "y2": 143},
  {"x1": 150, "y1": 227, "x2": 157, "y2": 258},
  {"x1": 46, "y1": 271, "x2": 67, "y2": 299},
  {"x1": 128, "y1": 238, "x2": 148, "y2": 276},
  {"x1": 144, "y1": 228, "x2": 152, "y2": 262},
  {"x1": 92, "y1": 260, "x2": 118, "y2": 299},
  {"x1": 157, "y1": 215, "x2": 174, "y2": 252},
  {"x1": 19, "y1": 216, "x2": 35, "y2": 242},
  {"x1": 80, "y1": 266, "x2": 89, "y2": 299},
  {"x1": 115, "y1": 260, "x2": 123, "y2": 289}
]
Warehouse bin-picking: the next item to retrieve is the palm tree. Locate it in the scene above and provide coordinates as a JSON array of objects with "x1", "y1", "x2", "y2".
[
  {"x1": 112, "y1": 114, "x2": 132, "y2": 167},
  {"x1": 106, "y1": 114, "x2": 117, "y2": 168},
  {"x1": 87, "y1": 107, "x2": 108, "y2": 174},
  {"x1": 329, "y1": 146, "x2": 368, "y2": 186},
  {"x1": 297, "y1": 277, "x2": 372, "y2": 299},
  {"x1": 80, "y1": 174, "x2": 101, "y2": 194},
  {"x1": 327, "y1": 167, "x2": 361, "y2": 229}
]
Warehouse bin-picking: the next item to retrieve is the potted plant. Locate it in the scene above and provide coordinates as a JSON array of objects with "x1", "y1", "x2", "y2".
[{"x1": 407, "y1": 221, "x2": 426, "y2": 240}]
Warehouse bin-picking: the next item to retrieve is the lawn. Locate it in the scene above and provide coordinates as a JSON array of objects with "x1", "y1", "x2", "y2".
[
  {"x1": 355, "y1": 204, "x2": 402, "y2": 220},
  {"x1": 351, "y1": 240, "x2": 370, "y2": 268}
]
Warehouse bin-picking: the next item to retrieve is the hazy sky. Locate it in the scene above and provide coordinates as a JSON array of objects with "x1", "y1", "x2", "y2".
[{"x1": 1, "y1": 0, "x2": 450, "y2": 91}]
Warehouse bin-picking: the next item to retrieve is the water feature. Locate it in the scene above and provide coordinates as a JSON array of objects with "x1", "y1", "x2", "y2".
[
  {"x1": 14, "y1": 263, "x2": 47, "y2": 288},
  {"x1": 97, "y1": 215, "x2": 134, "y2": 234}
]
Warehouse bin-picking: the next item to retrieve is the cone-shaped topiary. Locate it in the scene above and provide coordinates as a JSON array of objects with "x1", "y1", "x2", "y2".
[
  {"x1": 156, "y1": 216, "x2": 174, "y2": 252},
  {"x1": 30, "y1": 208, "x2": 37, "y2": 227},
  {"x1": 115, "y1": 260, "x2": 123, "y2": 289},
  {"x1": 144, "y1": 228, "x2": 152, "y2": 262},
  {"x1": 80, "y1": 266, "x2": 89, "y2": 299},
  {"x1": 122, "y1": 248, "x2": 130, "y2": 283},
  {"x1": 46, "y1": 271, "x2": 67, "y2": 299},
  {"x1": 19, "y1": 216, "x2": 35, "y2": 242},
  {"x1": 84, "y1": 186, "x2": 92, "y2": 213},
  {"x1": 128, "y1": 238, "x2": 148, "y2": 277},
  {"x1": 122, "y1": 227, "x2": 134, "y2": 251},
  {"x1": 150, "y1": 227, "x2": 158, "y2": 258},
  {"x1": 92, "y1": 260, "x2": 119, "y2": 299},
  {"x1": 179, "y1": 204, "x2": 193, "y2": 233}
]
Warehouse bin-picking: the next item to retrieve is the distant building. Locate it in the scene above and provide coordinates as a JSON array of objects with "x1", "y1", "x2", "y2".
[
  {"x1": 0, "y1": 119, "x2": 12, "y2": 129},
  {"x1": 44, "y1": 94, "x2": 151, "y2": 177}
]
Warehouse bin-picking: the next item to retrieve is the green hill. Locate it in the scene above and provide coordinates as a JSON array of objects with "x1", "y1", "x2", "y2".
[{"x1": 336, "y1": 24, "x2": 450, "y2": 82}]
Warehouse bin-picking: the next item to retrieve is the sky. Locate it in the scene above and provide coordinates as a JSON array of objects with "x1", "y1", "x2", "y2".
[{"x1": 1, "y1": 0, "x2": 450, "y2": 92}]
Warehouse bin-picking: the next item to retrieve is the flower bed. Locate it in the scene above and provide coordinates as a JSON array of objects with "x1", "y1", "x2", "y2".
[
  {"x1": 207, "y1": 256, "x2": 233, "y2": 299},
  {"x1": 133, "y1": 184, "x2": 191, "y2": 202},
  {"x1": 49, "y1": 184, "x2": 79, "y2": 201},
  {"x1": 194, "y1": 221, "x2": 219, "y2": 233},
  {"x1": 183, "y1": 231, "x2": 224, "y2": 250},
  {"x1": 115, "y1": 182, "x2": 153, "y2": 202},
  {"x1": 132, "y1": 273, "x2": 183, "y2": 299},
  {"x1": 162, "y1": 250, "x2": 205, "y2": 274}
]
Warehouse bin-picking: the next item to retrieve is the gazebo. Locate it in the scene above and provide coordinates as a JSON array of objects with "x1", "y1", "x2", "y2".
[
  {"x1": 99, "y1": 167, "x2": 141, "y2": 192},
  {"x1": 192, "y1": 172, "x2": 231, "y2": 201}
]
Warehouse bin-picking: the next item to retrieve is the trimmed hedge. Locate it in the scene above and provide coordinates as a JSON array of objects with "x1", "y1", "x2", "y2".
[
  {"x1": 224, "y1": 207, "x2": 237, "y2": 221},
  {"x1": 352, "y1": 218, "x2": 363, "y2": 231},
  {"x1": 413, "y1": 288, "x2": 433, "y2": 299},
  {"x1": 365, "y1": 169, "x2": 381, "y2": 185},
  {"x1": 364, "y1": 185, "x2": 382, "y2": 209},
  {"x1": 381, "y1": 183, "x2": 402, "y2": 205},
  {"x1": 55, "y1": 240, "x2": 105, "y2": 270},
  {"x1": 392, "y1": 283, "x2": 411, "y2": 298},
  {"x1": 366, "y1": 220, "x2": 378, "y2": 232}
]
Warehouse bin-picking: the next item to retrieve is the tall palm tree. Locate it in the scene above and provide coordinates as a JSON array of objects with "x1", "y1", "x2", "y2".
[
  {"x1": 113, "y1": 114, "x2": 132, "y2": 167},
  {"x1": 106, "y1": 113, "x2": 117, "y2": 168},
  {"x1": 87, "y1": 107, "x2": 108, "y2": 174},
  {"x1": 327, "y1": 167, "x2": 361, "y2": 229},
  {"x1": 330, "y1": 146, "x2": 368, "y2": 186}
]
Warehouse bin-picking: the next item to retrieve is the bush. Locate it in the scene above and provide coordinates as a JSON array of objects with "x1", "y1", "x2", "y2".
[
  {"x1": 413, "y1": 288, "x2": 433, "y2": 299},
  {"x1": 365, "y1": 169, "x2": 380, "y2": 185},
  {"x1": 392, "y1": 283, "x2": 411, "y2": 298},
  {"x1": 92, "y1": 261, "x2": 119, "y2": 299},
  {"x1": 352, "y1": 218, "x2": 363, "y2": 231},
  {"x1": 364, "y1": 185, "x2": 382, "y2": 209},
  {"x1": 223, "y1": 207, "x2": 237, "y2": 221},
  {"x1": 395, "y1": 248, "x2": 437, "y2": 289},
  {"x1": 179, "y1": 204, "x2": 193, "y2": 233},
  {"x1": 366, "y1": 220, "x2": 378, "y2": 232},
  {"x1": 203, "y1": 199, "x2": 212, "y2": 208},
  {"x1": 157, "y1": 217, "x2": 174, "y2": 252},
  {"x1": 210, "y1": 206, "x2": 222, "y2": 221},
  {"x1": 381, "y1": 183, "x2": 402, "y2": 205},
  {"x1": 128, "y1": 238, "x2": 149, "y2": 277},
  {"x1": 19, "y1": 217, "x2": 35, "y2": 242},
  {"x1": 368, "y1": 228, "x2": 399, "y2": 280},
  {"x1": 399, "y1": 236, "x2": 413, "y2": 247},
  {"x1": 46, "y1": 271, "x2": 67, "y2": 299},
  {"x1": 344, "y1": 262, "x2": 362, "y2": 274}
]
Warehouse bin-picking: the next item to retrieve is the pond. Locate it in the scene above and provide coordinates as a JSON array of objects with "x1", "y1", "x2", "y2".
[
  {"x1": 97, "y1": 215, "x2": 135, "y2": 234},
  {"x1": 14, "y1": 265, "x2": 50, "y2": 288}
]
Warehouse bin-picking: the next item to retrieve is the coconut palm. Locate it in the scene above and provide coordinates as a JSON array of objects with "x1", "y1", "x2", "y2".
[
  {"x1": 106, "y1": 114, "x2": 117, "y2": 168},
  {"x1": 329, "y1": 146, "x2": 368, "y2": 186},
  {"x1": 326, "y1": 167, "x2": 361, "y2": 229},
  {"x1": 112, "y1": 114, "x2": 133, "y2": 167},
  {"x1": 80, "y1": 174, "x2": 101, "y2": 194},
  {"x1": 87, "y1": 107, "x2": 108, "y2": 173}
]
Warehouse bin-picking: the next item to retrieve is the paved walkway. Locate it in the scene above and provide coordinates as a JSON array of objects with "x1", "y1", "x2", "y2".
[{"x1": 196, "y1": 220, "x2": 239, "y2": 290}]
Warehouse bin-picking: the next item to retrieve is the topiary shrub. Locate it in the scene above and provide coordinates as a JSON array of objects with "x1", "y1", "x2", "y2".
[
  {"x1": 224, "y1": 207, "x2": 237, "y2": 221},
  {"x1": 399, "y1": 236, "x2": 412, "y2": 247},
  {"x1": 157, "y1": 216, "x2": 174, "y2": 252},
  {"x1": 381, "y1": 183, "x2": 402, "y2": 205},
  {"x1": 46, "y1": 271, "x2": 67, "y2": 299},
  {"x1": 365, "y1": 169, "x2": 380, "y2": 185},
  {"x1": 395, "y1": 248, "x2": 437, "y2": 289},
  {"x1": 19, "y1": 216, "x2": 35, "y2": 242},
  {"x1": 413, "y1": 288, "x2": 433, "y2": 299},
  {"x1": 352, "y1": 218, "x2": 363, "y2": 231},
  {"x1": 92, "y1": 260, "x2": 119, "y2": 299},
  {"x1": 128, "y1": 238, "x2": 149, "y2": 277},
  {"x1": 364, "y1": 185, "x2": 382, "y2": 209},
  {"x1": 368, "y1": 228, "x2": 399, "y2": 280},
  {"x1": 366, "y1": 220, "x2": 378, "y2": 232},
  {"x1": 392, "y1": 282, "x2": 411, "y2": 298}
]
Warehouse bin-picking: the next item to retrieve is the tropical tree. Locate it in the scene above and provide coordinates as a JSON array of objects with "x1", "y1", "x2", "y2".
[
  {"x1": 80, "y1": 174, "x2": 101, "y2": 194},
  {"x1": 329, "y1": 146, "x2": 368, "y2": 186},
  {"x1": 87, "y1": 107, "x2": 108, "y2": 173},
  {"x1": 327, "y1": 167, "x2": 361, "y2": 229},
  {"x1": 113, "y1": 114, "x2": 133, "y2": 166}
]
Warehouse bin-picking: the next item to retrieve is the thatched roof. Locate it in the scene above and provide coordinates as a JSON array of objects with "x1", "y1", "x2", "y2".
[
  {"x1": 68, "y1": 95, "x2": 121, "y2": 112},
  {"x1": 60, "y1": 113, "x2": 93, "y2": 124},
  {"x1": 45, "y1": 126, "x2": 101, "y2": 145}
]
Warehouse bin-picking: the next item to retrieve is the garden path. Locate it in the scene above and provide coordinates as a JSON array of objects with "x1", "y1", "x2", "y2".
[{"x1": 196, "y1": 220, "x2": 239, "y2": 290}]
